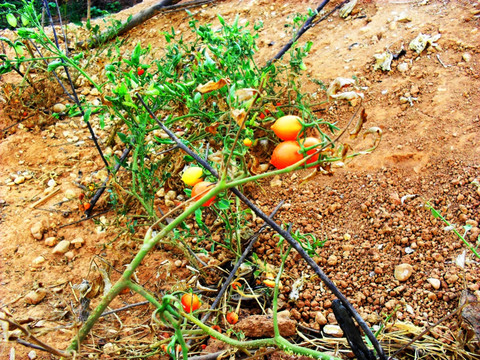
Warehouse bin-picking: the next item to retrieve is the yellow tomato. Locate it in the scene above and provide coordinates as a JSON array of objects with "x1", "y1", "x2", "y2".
[
  {"x1": 271, "y1": 115, "x2": 303, "y2": 141},
  {"x1": 181, "y1": 167, "x2": 203, "y2": 186}
]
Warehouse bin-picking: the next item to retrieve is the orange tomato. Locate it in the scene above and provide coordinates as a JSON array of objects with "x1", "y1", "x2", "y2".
[
  {"x1": 299, "y1": 137, "x2": 321, "y2": 164},
  {"x1": 226, "y1": 312, "x2": 239, "y2": 325},
  {"x1": 181, "y1": 293, "x2": 201, "y2": 313},
  {"x1": 271, "y1": 115, "x2": 303, "y2": 141},
  {"x1": 243, "y1": 138, "x2": 253, "y2": 147},
  {"x1": 270, "y1": 141, "x2": 303, "y2": 169},
  {"x1": 191, "y1": 181, "x2": 216, "y2": 206},
  {"x1": 231, "y1": 281, "x2": 241, "y2": 290}
]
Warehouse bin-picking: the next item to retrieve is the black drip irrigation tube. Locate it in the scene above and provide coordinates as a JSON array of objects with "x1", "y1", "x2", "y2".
[
  {"x1": 41, "y1": 0, "x2": 110, "y2": 172},
  {"x1": 136, "y1": 94, "x2": 387, "y2": 360}
]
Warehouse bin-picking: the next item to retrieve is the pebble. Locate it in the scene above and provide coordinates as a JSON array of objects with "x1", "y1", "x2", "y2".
[
  {"x1": 71, "y1": 237, "x2": 85, "y2": 248},
  {"x1": 25, "y1": 288, "x2": 47, "y2": 305},
  {"x1": 14, "y1": 176, "x2": 25, "y2": 184},
  {"x1": 394, "y1": 263, "x2": 413, "y2": 282},
  {"x1": 52, "y1": 240, "x2": 70, "y2": 254},
  {"x1": 323, "y1": 324, "x2": 343, "y2": 337},
  {"x1": 174, "y1": 259, "x2": 183, "y2": 267},
  {"x1": 44, "y1": 237, "x2": 57, "y2": 247},
  {"x1": 28, "y1": 350, "x2": 37, "y2": 359},
  {"x1": 64, "y1": 251, "x2": 75, "y2": 260},
  {"x1": 53, "y1": 103, "x2": 66, "y2": 113},
  {"x1": 30, "y1": 222, "x2": 46, "y2": 240},
  {"x1": 462, "y1": 53, "x2": 471, "y2": 62},
  {"x1": 327, "y1": 255, "x2": 338, "y2": 266},
  {"x1": 165, "y1": 190, "x2": 177, "y2": 201},
  {"x1": 270, "y1": 176, "x2": 282, "y2": 187},
  {"x1": 315, "y1": 311, "x2": 327, "y2": 325},
  {"x1": 445, "y1": 273, "x2": 458, "y2": 285},
  {"x1": 64, "y1": 189, "x2": 76, "y2": 200},
  {"x1": 47, "y1": 179, "x2": 57, "y2": 187},
  {"x1": 32, "y1": 256, "x2": 46, "y2": 266}
]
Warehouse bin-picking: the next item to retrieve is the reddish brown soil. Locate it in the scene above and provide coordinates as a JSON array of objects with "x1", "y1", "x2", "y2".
[{"x1": 1, "y1": 0, "x2": 479, "y2": 359}]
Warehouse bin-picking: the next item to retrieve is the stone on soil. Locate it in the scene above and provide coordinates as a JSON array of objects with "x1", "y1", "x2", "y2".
[
  {"x1": 394, "y1": 263, "x2": 413, "y2": 282},
  {"x1": 25, "y1": 288, "x2": 47, "y2": 305},
  {"x1": 45, "y1": 237, "x2": 56, "y2": 247},
  {"x1": 30, "y1": 222, "x2": 46, "y2": 240},
  {"x1": 53, "y1": 103, "x2": 66, "y2": 113},
  {"x1": 315, "y1": 311, "x2": 327, "y2": 325},
  {"x1": 52, "y1": 240, "x2": 70, "y2": 254},
  {"x1": 323, "y1": 324, "x2": 344, "y2": 337},
  {"x1": 235, "y1": 314, "x2": 296, "y2": 338},
  {"x1": 71, "y1": 237, "x2": 85, "y2": 248}
]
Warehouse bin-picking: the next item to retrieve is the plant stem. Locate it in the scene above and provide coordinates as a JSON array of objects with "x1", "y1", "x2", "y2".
[{"x1": 68, "y1": 181, "x2": 226, "y2": 352}]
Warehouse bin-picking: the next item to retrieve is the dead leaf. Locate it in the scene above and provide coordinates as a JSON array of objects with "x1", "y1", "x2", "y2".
[
  {"x1": 196, "y1": 78, "x2": 230, "y2": 94},
  {"x1": 264, "y1": 102, "x2": 277, "y2": 114},
  {"x1": 460, "y1": 290, "x2": 480, "y2": 341},
  {"x1": 235, "y1": 88, "x2": 257, "y2": 102},
  {"x1": 205, "y1": 123, "x2": 220, "y2": 135},
  {"x1": 231, "y1": 109, "x2": 247, "y2": 129},
  {"x1": 350, "y1": 108, "x2": 367, "y2": 139}
]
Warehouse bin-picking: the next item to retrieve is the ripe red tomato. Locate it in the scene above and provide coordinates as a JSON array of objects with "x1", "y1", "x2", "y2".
[
  {"x1": 226, "y1": 312, "x2": 239, "y2": 325},
  {"x1": 191, "y1": 181, "x2": 216, "y2": 206},
  {"x1": 181, "y1": 293, "x2": 201, "y2": 313},
  {"x1": 271, "y1": 115, "x2": 303, "y2": 141},
  {"x1": 299, "y1": 137, "x2": 321, "y2": 164},
  {"x1": 270, "y1": 141, "x2": 303, "y2": 169},
  {"x1": 137, "y1": 67, "x2": 145, "y2": 76}
]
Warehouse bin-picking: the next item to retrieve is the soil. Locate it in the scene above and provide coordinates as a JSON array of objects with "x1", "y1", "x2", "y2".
[{"x1": 1, "y1": 0, "x2": 480, "y2": 359}]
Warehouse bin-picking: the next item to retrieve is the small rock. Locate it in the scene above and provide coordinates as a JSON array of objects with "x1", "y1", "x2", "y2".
[
  {"x1": 343, "y1": 233, "x2": 351, "y2": 241},
  {"x1": 410, "y1": 85, "x2": 420, "y2": 95},
  {"x1": 53, "y1": 103, "x2": 66, "y2": 113},
  {"x1": 71, "y1": 237, "x2": 85, "y2": 248},
  {"x1": 25, "y1": 288, "x2": 47, "y2": 305},
  {"x1": 323, "y1": 324, "x2": 343, "y2": 337},
  {"x1": 315, "y1": 311, "x2": 327, "y2": 325},
  {"x1": 165, "y1": 190, "x2": 177, "y2": 201},
  {"x1": 28, "y1": 350, "x2": 37, "y2": 359},
  {"x1": 428, "y1": 278, "x2": 441, "y2": 290},
  {"x1": 270, "y1": 176, "x2": 282, "y2": 187},
  {"x1": 174, "y1": 260, "x2": 182, "y2": 267},
  {"x1": 462, "y1": 53, "x2": 471, "y2": 62},
  {"x1": 52, "y1": 240, "x2": 70, "y2": 254},
  {"x1": 445, "y1": 274, "x2": 459, "y2": 285},
  {"x1": 64, "y1": 189, "x2": 76, "y2": 199},
  {"x1": 64, "y1": 251, "x2": 75, "y2": 260},
  {"x1": 47, "y1": 179, "x2": 56, "y2": 187},
  {"x1": 235, "y1": 314, "x2": 296, "y2": 337},
  {"x1": 14, "y1": 176, "x2": 25, "y2": 184},
  {"x1": 90, "y1": 88, "x2": 100, "y2": 96},
  {"x1": 327, "y1": 255, "x2": 338, "y2": 266},
  {"x1": 394, "y1": 263, "x2": 413, "y2": 282},
  {"x1": 31, "y1": 222, "x2": 46, "y2": 240},
  {"x1": 32, "y1": 256, "x2": 46, "y2": 267},
  {"x1": 44, "y1": 237, "x2": 56, "y2": 247}
]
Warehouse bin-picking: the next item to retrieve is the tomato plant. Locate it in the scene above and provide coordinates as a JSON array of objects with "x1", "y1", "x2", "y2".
[
  {"x1": 181, "y1": 293, "x2": 201, "y2": 313},
  {"x1": 270, "y1": 141, "x2": 303, "y2": 169},
  {"x1": 271, "y1": 115, "x2": 303, "y2": 141},
  {"x1": 191, "y1": 181, "x2": 216, "y2": 206}
]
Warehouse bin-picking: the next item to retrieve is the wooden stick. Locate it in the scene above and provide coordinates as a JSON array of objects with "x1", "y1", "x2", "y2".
[{"x1": 30, "y1": 187, "x2": 61, "y2": 209}]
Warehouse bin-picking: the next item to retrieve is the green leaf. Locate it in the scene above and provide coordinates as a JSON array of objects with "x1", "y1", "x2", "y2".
[
  {"x1": 83, "y1": 107, "x2": 92, "y2": 123},
  {"x1": 6, "y1": 13, "x2": 17, "y2": 28},
  {"x1": 47, "y1": 60, "x2": 65, "y2": 72},
  {"x1": 183, "y1": 155, "x2": 194, "y2": 162},
  {"x1": 21, "y1": 15, "x2": 29, "y2": 27},
  {"x1": 216, "y1": 199, "x2": 230, "y2": 210},
  {"x1": 117, "y1": 132, "x2": 128, "y2": 144},
  {"x1": 217, "y1": 14, "x2": 225, "y2": 26},
  {"x1": 131, "y1": 42, "x2": 142, "y2": 65}
]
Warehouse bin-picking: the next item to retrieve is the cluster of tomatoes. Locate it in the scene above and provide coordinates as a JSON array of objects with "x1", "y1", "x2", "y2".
[{"x1": 270, "y1": 115, "x2": 320, "y2": 169}]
